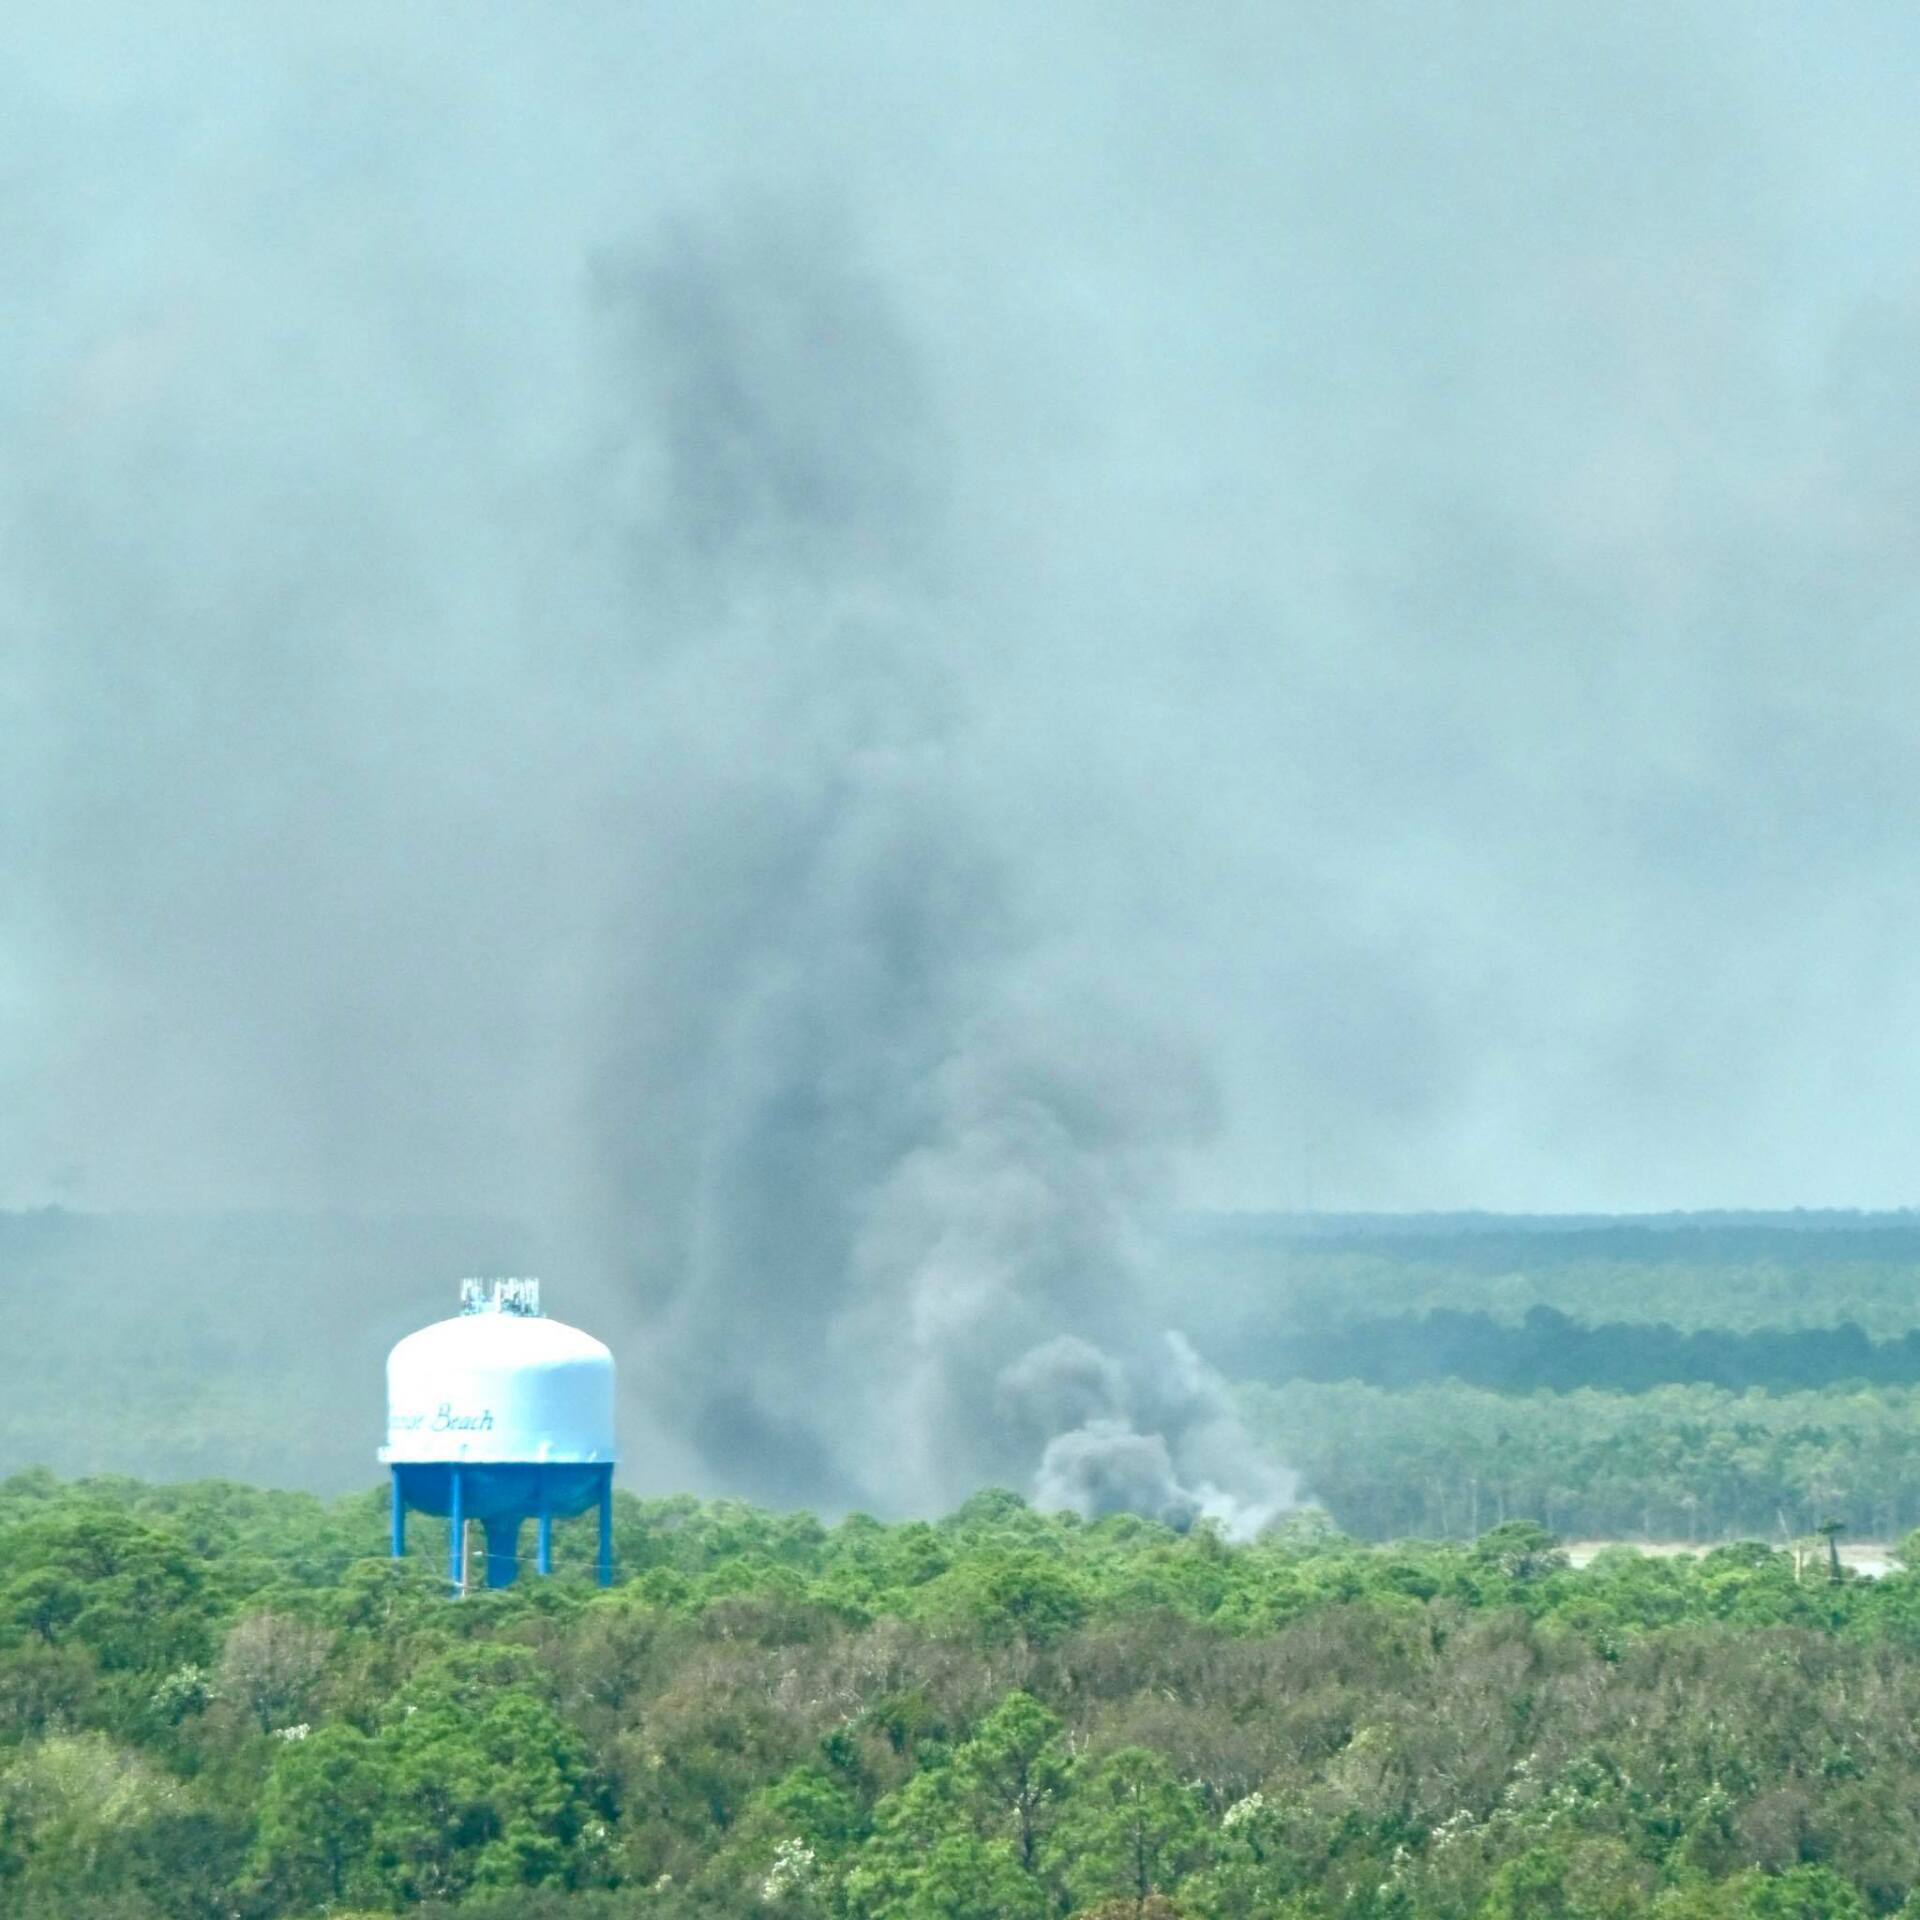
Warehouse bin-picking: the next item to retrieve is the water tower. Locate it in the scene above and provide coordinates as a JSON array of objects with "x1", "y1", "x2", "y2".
[{"x1": 381, "y1": 1278, "x2": 617, "y2": 1592}]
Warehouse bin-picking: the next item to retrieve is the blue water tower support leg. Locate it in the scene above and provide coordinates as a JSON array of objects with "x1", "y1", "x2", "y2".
[
  {"x1": 390, "y1": 1467, "x2": 405, "y2": 1559},
  {"x1": 449, "y1": 1464, "x2": 465, "y2": 1597},
  {"x1": 484, "y1": 1518, "x2": 520, "y2": 1589},
  {"x1": 597, "y1": 1465, "x2": 614, "y2": 1587},
  {"x1": 537, "y1": 1467, "x2": 553, "y2": 1576}
]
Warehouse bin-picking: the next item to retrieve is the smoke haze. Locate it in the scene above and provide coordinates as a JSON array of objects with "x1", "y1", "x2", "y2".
[{"x1": 6, "y1": 5, "x2": 1920, "y2": 1512}]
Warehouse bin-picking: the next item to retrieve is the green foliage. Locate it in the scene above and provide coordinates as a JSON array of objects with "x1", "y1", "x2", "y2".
[
  {"x1": 249, "y1": 1641, "x2": 599, "y2": 1909},
  {"x1": 6, "y1": 1472, "x2": 1920, "y2": 1916},
  {"x1": 1045, "y1": 1747, "x2": 1206, "y2": 1914},
  {"x1": 1738, "y1": 1864, "x2": 1872, "y2": 1919},
  {"x1": 953, "y1": 1690, "x2": 1067, "y2": 1870},
  {"x1": 917, "y1": 1550, "x2": 1091, "y2": 1647},
  {"x1": 1476, "y1": 1840, "x2": 1650, "y2": 1919},
  {"x1": 376, "y1": 1679, "x2": 595, "y2": 1899},
  {"x1": 251, "y1": 1721, "x2": 386, "y2": 1908},
  {"x1": 844, "y1": 1767, "x2": 1046, "y2": 1920},
  {"x1": 0, "y1": 1509, "x2": 214, "y2": 1678}
]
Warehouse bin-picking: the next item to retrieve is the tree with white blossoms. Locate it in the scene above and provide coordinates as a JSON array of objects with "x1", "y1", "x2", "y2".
[
  {"x1": 1184, "y1": 1786, "x2": 1310, "y2": 1920},
  {"x1": 763, "y1": 1835, "x2": 817, "y2": 1904}
]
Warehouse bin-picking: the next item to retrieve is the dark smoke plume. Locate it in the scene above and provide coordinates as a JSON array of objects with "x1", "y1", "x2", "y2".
[
  {"x1": 579, "y1": 214, "x2": 1293, "y2": 1528},
  {"x1": 12, "y1": 5, "x2": 1919, "y2": 1507}
]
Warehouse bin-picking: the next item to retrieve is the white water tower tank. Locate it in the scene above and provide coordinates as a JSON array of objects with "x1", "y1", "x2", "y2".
[
  {"x1": 383, "y1": 1279, "x2": 616, "y2": 1465},
  {"x1": 380, "y1": 1278, "x2": 618, "y2": 1590}
]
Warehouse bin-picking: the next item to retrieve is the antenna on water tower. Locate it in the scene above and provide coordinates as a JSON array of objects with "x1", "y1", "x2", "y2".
[{"x1": 380, "y1": 1278, "x2": 617, "y2": 1594}]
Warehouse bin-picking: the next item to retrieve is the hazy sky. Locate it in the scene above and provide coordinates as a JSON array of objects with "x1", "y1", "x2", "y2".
[{"x1": 8, "y1": 3, "x2": 1920, "y2": 1223}]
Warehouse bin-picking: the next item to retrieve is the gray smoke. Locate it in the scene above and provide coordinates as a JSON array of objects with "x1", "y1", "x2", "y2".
[
  {"x1": 578, "y1": 219, "x2": 1286, "y2": 1524},
  {"x1": 1018, "y1": 1336, "x2": 1297, "y2": 1534},
  {"x1": 9, "y1": 6, "x2": 1920, "y2": 1506}
]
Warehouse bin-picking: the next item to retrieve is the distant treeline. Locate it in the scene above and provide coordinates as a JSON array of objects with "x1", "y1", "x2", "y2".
[
  {"x1": 1248, "y1": 1304, "x2": 1920, "y2": 1393},
  {"x1": 1177, "y1": 1207, "x2": 1920, "y2": 1251},
  {"x1": 1245, "y1": 1378, "x2": 1920, "y2": 1542},
  {"x1": 0, "y1": 1207, "x2": 545, "y2": 1490},
  {"x1": 1155, "y1": 1217, "x2": 1920, "y2": 1364}
]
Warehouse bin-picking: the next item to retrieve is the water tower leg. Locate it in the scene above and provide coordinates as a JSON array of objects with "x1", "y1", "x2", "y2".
[
  {"x1": 484, "y1": 1517, "x2": 521, "y2": 1588},
  {"x1": 537, "y1": 1468, "x2": 553, "y2": 1576},
  {"x1": 597, "y1": 1464, "x2": 613, "y2": 1587},
  {"x1": 390, "y1": 1468, "x2": 406, "y2": 1559},
  {"x1": 449, "y1": 1465, "x2": 465, "y2": 1597}
]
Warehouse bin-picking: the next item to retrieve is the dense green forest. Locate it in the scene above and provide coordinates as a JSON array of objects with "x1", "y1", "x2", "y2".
[{"x1": 11, "y1": 1473, "x2": 1920, "y2": 1917}]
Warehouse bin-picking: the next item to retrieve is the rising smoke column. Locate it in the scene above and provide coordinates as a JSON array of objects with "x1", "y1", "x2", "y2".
[{"x1": 579, "y1": 209, "x2": 1295, "y2": 1530}]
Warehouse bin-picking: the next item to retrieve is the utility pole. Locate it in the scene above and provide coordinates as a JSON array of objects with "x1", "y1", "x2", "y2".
[{"x1": 1817, "y1": 1518, "x2": 1847, "y2": 1584}]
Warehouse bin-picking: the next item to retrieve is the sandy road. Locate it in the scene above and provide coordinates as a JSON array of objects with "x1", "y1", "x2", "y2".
[{"x1": 1563, "y1": 1540, "x2": 1897, "y2": 1578}]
